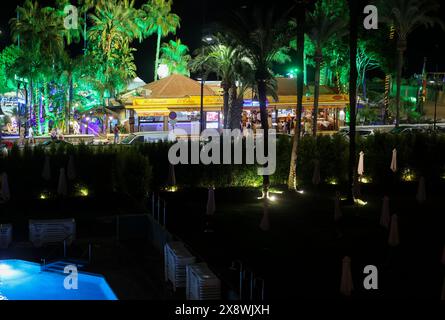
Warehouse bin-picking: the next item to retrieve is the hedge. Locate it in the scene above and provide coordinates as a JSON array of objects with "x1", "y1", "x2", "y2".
[{"x1": 1, "y1": 132, "x2": 444, "y2": 200}]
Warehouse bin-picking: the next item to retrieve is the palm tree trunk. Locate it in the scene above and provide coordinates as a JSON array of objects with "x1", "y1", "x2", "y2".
[
  {"x1": 362, "y1": 69, "x2": 367, "y2": 101},
  {"x1": 65, "y1": 76, "x2": 73, "y2": 135},
  {"x1": 347, "y1": 0, "x2": 359, "y2": 203},
  {"x1": 222, "y1": 83, "x2": 230, "y2": 129},
  {"x1": 154, "y1": 27, "x2": 162, "y2": 81},
  {"x1": 384, "y1": 74, "x2": 391, "y2": 123},
  {"x1": 43, "y1": 83, "x2": 50, "y2": 133},
  {"x1": 288, "y1": 3, "x2": 306, "y2": 190},
  {"x1": 228, "y1": 83, "x2": 239, "y2": 129},
  {"x1": 312, "y1": 57, "x2": 321, "y2": 136},
  {"x1": 258, "y1": 79, "x2": 270, "y2": 197},
  {"x1": 395, "y1": 43, "x2": 405, "y2": 127}
]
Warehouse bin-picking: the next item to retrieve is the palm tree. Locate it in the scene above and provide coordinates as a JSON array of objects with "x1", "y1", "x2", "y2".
[
  {"x1": 88, "y1": 0, "x2": 141, "y2": 60},
  {"x1": 88, "y1": 0, "x2": 140, "y2": 103},
  {"x1": 160, "y1": 38, "x2": 191, "y2": 77},
  {"x1": 288, "y1": 0, "x2": 309, "y2": 190},
  {"x1": 347, "y1": 0, "x2": 359, "y2": 203},
  {"x1": 381, "y1": 0, "x2": 443, "y2": 127},
  {"x1": 306, "y1": 2, "x2": 347, "y2": 136},
  {"x1": 10, "y1": 0, "x2": 65, "y2": 134},
  {"x1": 227, "y1": 6, "x2": 291, "y2": 197},
  {"x1": 190, "y1": 36, "x2": 245, "y2": 129},
  {"x1": 140, "y1": 0, "x2": 180, "y2": 81}
]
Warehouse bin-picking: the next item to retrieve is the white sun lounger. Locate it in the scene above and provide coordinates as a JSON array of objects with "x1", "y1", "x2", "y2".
[{"x1": 29, "y1": 219, "x2": 76, "y2": 247}]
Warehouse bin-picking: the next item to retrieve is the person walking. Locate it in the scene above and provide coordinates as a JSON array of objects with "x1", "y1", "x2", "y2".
[
  {"x1": 28, "y1": 126, "x2": 35, "y2": 145},
  {"x1": 113, "y1": 125, "x2": 120, "y2": 144}
]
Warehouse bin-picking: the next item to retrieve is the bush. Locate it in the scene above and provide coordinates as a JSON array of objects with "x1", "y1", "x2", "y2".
[{"x1": 1, "y1": 132, "x2": 445, "y2": 197}]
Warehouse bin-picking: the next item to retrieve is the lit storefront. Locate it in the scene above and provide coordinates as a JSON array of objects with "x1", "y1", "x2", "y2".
[
  {"x1": 124, "y1": 75, "x2": 349, "y2": 134},
  {"x1": 123, "y1": 74, "x2": 224, "y2": 134}
]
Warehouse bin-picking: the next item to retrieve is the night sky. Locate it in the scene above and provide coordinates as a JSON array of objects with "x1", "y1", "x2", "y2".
[{"x1": 0, "y1": 0, "x2": 444, "y2": 83}]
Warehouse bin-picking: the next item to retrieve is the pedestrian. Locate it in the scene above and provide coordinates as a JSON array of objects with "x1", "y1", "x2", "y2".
[
  {"x1": 28, "y1": 126, "x2": 35, "y2": 145},
  {"x1": 113, "y1": 125, "x2": 120, "y2": 144}
]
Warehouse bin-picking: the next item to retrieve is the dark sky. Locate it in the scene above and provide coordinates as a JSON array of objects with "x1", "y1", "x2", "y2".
[{"x1": 0, "y1": 0, "x2": 444, "y2": 83}]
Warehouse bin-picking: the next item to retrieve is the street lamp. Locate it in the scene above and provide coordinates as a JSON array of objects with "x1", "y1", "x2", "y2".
[{"x1": 198, "y1": 35, "x2": 214, "y2": 133}]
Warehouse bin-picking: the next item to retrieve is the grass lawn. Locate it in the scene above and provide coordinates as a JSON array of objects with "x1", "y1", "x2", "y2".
[{"x1": 160, "y1": 181, "x2": 445, "y2": 299}]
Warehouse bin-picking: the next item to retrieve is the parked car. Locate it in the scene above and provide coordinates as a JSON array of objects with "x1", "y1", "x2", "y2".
[
  {"x1": 390, "y1": 126, "x2": 426, "y2": 134},
  {"x1": 339, "y1": 128, "x2": 375, "y2": 139},
  {"x1": 120, "y1": 131, "x2": 177, "y2": 145}
]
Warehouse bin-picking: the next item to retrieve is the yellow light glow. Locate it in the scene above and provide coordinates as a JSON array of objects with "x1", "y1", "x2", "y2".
[
  {"x1": 297, "y1": 190, "x2": 305, "y2": 194},
  {"x1": 327, "y1": 178, "x2": 338, "y2": 185},
  {"x1": 165, "y1": 186, "x2": 178, "y2": 192},
  {"x1": 40, "y1": 194, "x2": 47, "y2": 200},
  {"x1": 79, "y1": 188, "x2": 89, "y2": 197},
  {"x1": 355, "y1": 199, "x2": 368, "y2": 206},
  {"x1": 360, "y1": 176, "x2": 371, "y2": 184},
  {"x1": 401, "y1": 169, "x2": 416, "y2": 182}
]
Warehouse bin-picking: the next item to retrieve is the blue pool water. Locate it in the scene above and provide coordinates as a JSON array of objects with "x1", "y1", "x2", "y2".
[{"x1": 0, "y1": 260, "x2": 117, "y2": 300}]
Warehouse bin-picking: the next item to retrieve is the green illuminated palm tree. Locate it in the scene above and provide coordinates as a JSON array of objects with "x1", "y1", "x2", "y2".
[
  {"x1": 10, "y1": 0, "x2": 65, "y2": 133},
  {"x1": 380, "y1": 0, "x2": 443, "y2": 127},
  {"x1": 306, "y1": 2, "x2": 347, "y2": 136},
  {"x1": 160, "y1": 38, "x2": 191, "y2": 77},
  {"x1": 88, "y1": 0, "x2": 140, "y2": 102},
  {"x1": 141, "y1": 0, "x2": 180, "y2": 81},
  {"x1": 88, "y1": 0, "x2": 141, "y2": 59}
]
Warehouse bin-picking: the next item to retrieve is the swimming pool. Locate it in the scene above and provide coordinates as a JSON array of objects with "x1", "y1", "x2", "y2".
[{"x1": 0, "y1": 260, "x2": 117, "y2": 300}]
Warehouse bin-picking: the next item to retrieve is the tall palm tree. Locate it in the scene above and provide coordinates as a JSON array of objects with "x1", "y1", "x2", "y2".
[
  {"x1": 227, "y1": 6, "x2": 291, "y2": 197},
  {"x1": 288, "y1": 0, "x2": 309, "y2": 190},
  {"x1": 347, "y1": 0, "x2": 359, "y2": 203},
  {"x1": 140, "y1": 0, "x2": 180, "y2": 81},
  {"x1": 381, "y1": 0, "x2": 443, "y2": 127},
  {"x1": 306, "y1": 3, "x2": 347, "y2": 136},
  {"x1": 160, "y1": 38, "x2": 191, "y2": 77}
]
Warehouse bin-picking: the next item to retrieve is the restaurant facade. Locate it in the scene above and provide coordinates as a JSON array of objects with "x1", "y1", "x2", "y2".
[{"x1": 122, "y1": 74, "x2": 349, "y2": 134}]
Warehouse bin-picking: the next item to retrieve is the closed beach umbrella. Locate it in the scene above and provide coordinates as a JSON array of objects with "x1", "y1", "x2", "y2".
[
  {"x1": 42, "y1": 156, "x2": 51, "y2": 181},
  {"x1": 357, "y1": 151, "x2": 365, "y2": 176},
  {"x1": 390, "y1": 149, "x2": 397, "y2": 173},
  {"x1": 334, "y1": 191, "x2": 342, "y2": 221},
  {"x1": 260, "y1": 199, "x2": 270, "y2": 231},
  {"x1": 380, "y1": 196, "x2": 390, "y2": 228},
  {"x1": 312, "y1": 160, "x2": 321, "y2": 186},
  {"x1": 416, "y1": 176, "x2": 426, "y2": 204},
  {"x1": 340, "y1": 256, "x2": 354, "y2": 296},
  {"x1": 167, "y1": 163, "x2": 176, "y2": 187},
  {"x1": 57, "y1": 168, "x2": 68, "y2": 197},
  {"x1": 388, "y1": 214, "x2": 400, "y2": 247},
  {"x1": 67, "y1": 155, "x2": 76, "y2": 180},
  {"x1": 206, "y1": 187, "x2": 215, "y2": 216},
  {"x1": 0, "y1": 173, "x2": 10, "y2": 201}
]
